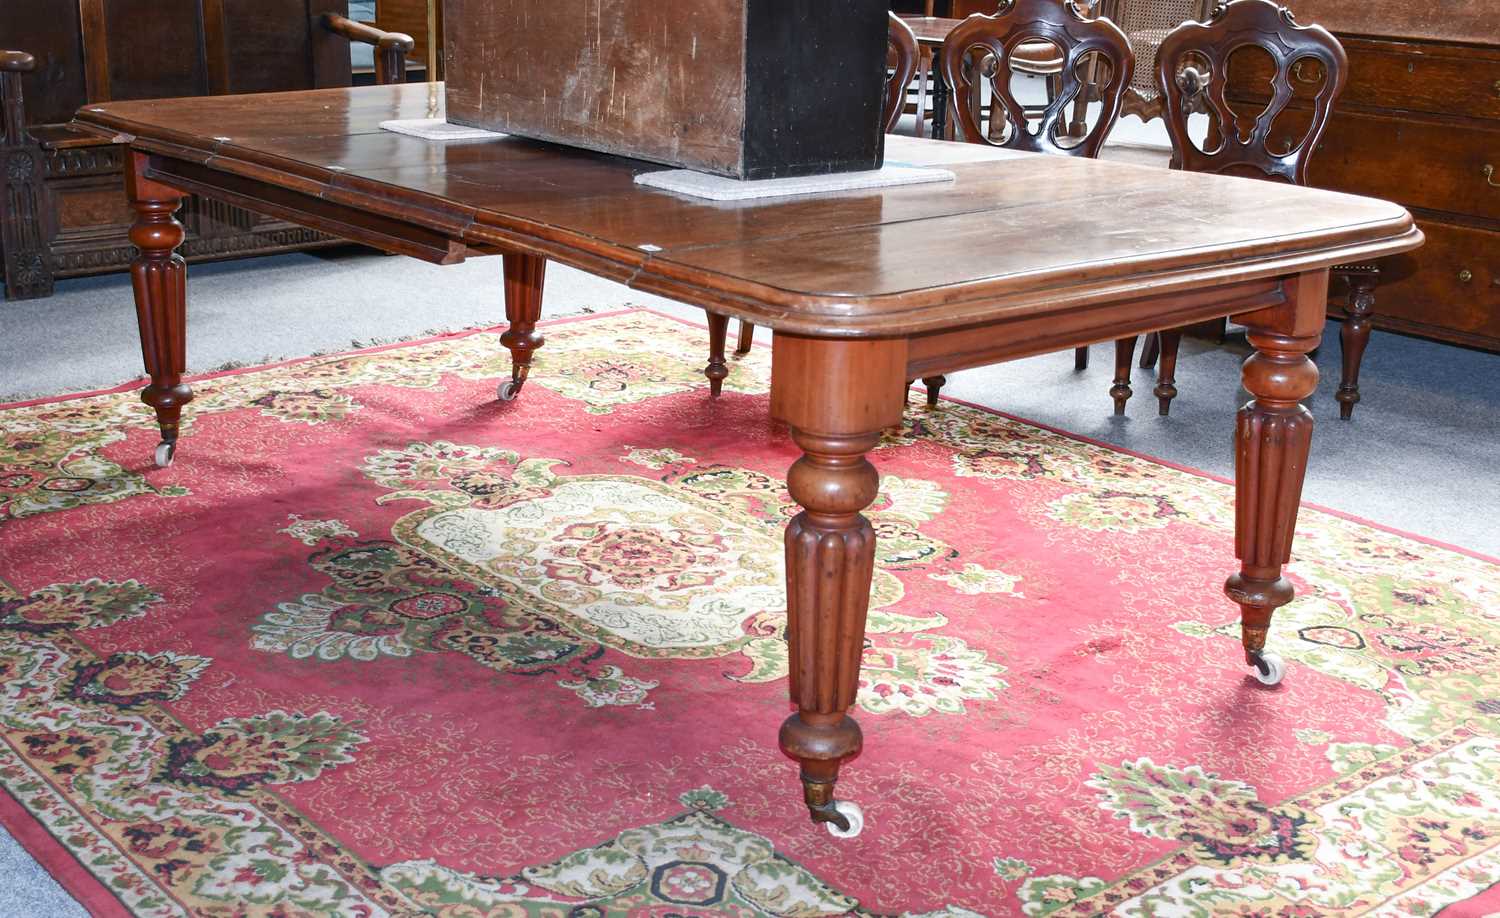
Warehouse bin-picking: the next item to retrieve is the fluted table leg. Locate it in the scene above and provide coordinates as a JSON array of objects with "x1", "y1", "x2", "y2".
[
  {"x1": 498, "y1": 252, "x2": 546, "y2": 401},
  {"x1": 771, "y1": 333, "x2": 907, "y2": 837},
  {"x1": 1226, "y1": 271, "x2": 1327, "y2": 686},
  {"x1": 125, "y1": 153, "x2": 191, "y2": 468}
]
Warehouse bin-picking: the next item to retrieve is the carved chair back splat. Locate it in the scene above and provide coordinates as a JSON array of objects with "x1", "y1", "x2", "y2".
[
  {"x1": 940, "y1": 0, "x2": 1135, "y2": 158},
  {"x1": 1158, "y1": 0, "x2": 1347, "y2": 184}
]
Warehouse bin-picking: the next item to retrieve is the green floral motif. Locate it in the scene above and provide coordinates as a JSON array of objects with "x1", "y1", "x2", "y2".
[
  {"x1": 526, "y1": 313, "x2": 772, "y2": 412},
  {"x1": 992, "y1": 857, "x2": 1035, "y2": 882},
  {"x1": 930, "y1": 563, "x2": 1024, "y2": 597},
  {"x1": 0, "y1": 579, "x2": 163, "y2": 634},
  {"x1": 860, "y1": 634, "x2": 1008, "y2": 716},
  {"x1": 382, "y1": 810, "x2": 975, "y2": 916},
  {"x1": 1295, "y1": 728, "x2": 1333, "y2": 746},
  {"x1": 162, "y1": 710, "x2": 366, "y2": 793},
  {"x1": 1087, "y1": 758, "x2": 1318, "y2": 865},
  {"x1": 248, "y1": 388, "x2": 357, "y2": 424},
  {"x1": 251, "y1": 537, "x2": 592, "y2": 673},
  {"x1": 1, "y1": 425, "x2": 186, "y2": 521},
  {"x1": 1327, "y1": 741, "x2": 1399, "y2": 775},
  {"x1": 556, "y1": 662, "x2": 658, "y2": 709},
  {"x1": 1045, "y1": 490, "x2": 1182, "y2": 533},
  {"x1": 620, "y1": 445, "x2": 696, "y2": 469},
  {"x1": 679, "y1": 785, "x2": 730, "y2": 812},
  {"x1": 1016, "y1": 874, "x2": 1108, "y2": 916},
  {"x1": 277, "y1": 514, "x2": 357, "y2": 546},
  {"x1": 67, "y1": 651, "x2": 210, "y2": 708}
]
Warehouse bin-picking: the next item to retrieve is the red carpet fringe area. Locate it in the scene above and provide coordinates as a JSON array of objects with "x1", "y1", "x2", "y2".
[{"x1": 1, "y1": 309, "x2": 1498, "y2": 917}]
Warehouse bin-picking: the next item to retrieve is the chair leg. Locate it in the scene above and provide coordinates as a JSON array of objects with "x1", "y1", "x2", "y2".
[
  {"x1": 1153, "y1": 330, "x2": 1183, "y2": 416},
  {"x1": 1074, "y1": 346, "x2": 1089, "y2": 371},
  {"x1": 736, "y1": 320, "x2": 755, "y2": 355},
  {"x1": 1336, "y1": 273, "x2": 1376, "y2": 420},
  {"x1": 706, "y1": 312, "x2": 729, "y2": 397},
  {"x1": 922, "y1": 375, "x2": 946, "y2": 408},
  {"x1": 1111, "y1": 337, "x2": 1137, "y2": 415},
  {"x1": 1138, "y1": 331, "x2": 1160, "y2": 369}
]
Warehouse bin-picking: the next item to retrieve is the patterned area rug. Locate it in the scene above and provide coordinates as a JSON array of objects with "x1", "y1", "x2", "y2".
[{"x1": 2, "y1": 309, "x2": 1498, "y2": 917}]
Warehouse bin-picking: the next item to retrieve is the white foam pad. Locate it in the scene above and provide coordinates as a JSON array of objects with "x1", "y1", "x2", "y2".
[{"x1": 379, "y1": 118, "x2": 507, "y2": 141}]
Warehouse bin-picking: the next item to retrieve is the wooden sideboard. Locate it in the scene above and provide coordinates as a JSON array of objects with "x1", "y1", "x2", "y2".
[
  {"x1": 0, "y1": 0, "x2": 411, "y2": 301},
  {"x1": 1230, "y1": 3, "x2": 1497, "y2": 350}
]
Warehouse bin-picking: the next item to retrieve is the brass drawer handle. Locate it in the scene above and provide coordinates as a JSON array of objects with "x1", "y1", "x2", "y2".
[
  {"x1": 1487, "y1": 164, "x2": 1500, "y2": 187},
  {"x1": 1458, "y1": 269, "x2": 1474, "y2": 283}
]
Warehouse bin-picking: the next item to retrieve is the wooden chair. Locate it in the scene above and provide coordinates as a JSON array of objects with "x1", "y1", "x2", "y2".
[
  {"x1": 0, "y1": 0, "x2": 412, "y2": 301},
  {"x1": 703, "y1": 12, "x2": 920, "y2": 396},
  {"x1": 1110, "y1": 0, "x2": 1378, "y2": 418},
  {"x1": 917, "y1": 0, "x2": 1132, "y2": 405}
]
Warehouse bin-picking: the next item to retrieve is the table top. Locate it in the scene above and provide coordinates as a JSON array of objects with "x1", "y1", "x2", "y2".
[{"x1": 74, "y1": 83, "x2": 1420, "y2": 338}]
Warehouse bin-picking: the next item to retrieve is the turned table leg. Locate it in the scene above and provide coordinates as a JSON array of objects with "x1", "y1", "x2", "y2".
[
  {"x1": 1111, "y1": 336, "x2": 1137, "y2": 415},
  {"x1": 1336, "y1": 269, "x2": 1377, "y2": 420},
  {"x1": 705, "y1": 312, "x2": 729, "y2": 396},
  {"x1": 498, "y1": 251, "x2": 546, "y2": 401},
  {"x1": 1225, "y1": 273, "x2": 1325, "y2": 686},
  {"x1": 125, "y1": 153, "x2": 191, "y2": 468},
  {"x1": 1153, "y1": 330, "x2": 1182, "y2": 416},
  {"x1": 771, "y1": 334, "x2": 906, "y2": 838}
]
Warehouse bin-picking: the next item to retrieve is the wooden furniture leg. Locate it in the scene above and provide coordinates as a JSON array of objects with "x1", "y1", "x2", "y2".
[
  {"x1": 922, "y1": 375, "x2": 946, "y2": 407},
  {"x1": 705, "y1": 312, "x2": 730, "y2": 396},
  {"x1": 1153, "y1": 329, "x2": 1182, "y2": 415},
  {"x1": 125, "y1": 153, "x2": 191, "y2": 468},
  {"x1": 771, "y1": 334, "x2": 906, "y2": 838},
  {"x1": 1336, "y1": 267, "x2": 1377, "y2": 420},
  {"x1": 736, "y1": 319, "x2": 756, "y2": 355},
  {"x1": 1074, "y1": 346, "x2": 1089, "y2": 371},
  {"x1": 498, "y1": 251, "x2": 545, "y2": 400},
  {"x1": 1225, "y1": 273, "x2": 1325, "y2": 686},
  {"x1": 1111, "y1": 336, "x2": 1137, "y2": 415}
]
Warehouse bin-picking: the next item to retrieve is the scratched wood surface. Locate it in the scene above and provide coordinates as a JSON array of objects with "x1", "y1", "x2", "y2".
[{"x1": 441, "y1": 0, "x2": 888, "y2": 179}]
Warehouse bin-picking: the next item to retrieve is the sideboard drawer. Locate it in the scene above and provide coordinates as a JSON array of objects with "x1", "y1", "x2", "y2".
[
  {"x1": 1342, "y1": 40, "x2": 1500, "y2": 120},
  {"x1": 1231, "y1": 38, "x2": 1500, "y2": 121},
  {"x1": 1376, "y1": 220, "x2": 1500, "y2": 346},
  {"x1": 1308, "y1": 110, "x2": 1500, "y2": 221}
]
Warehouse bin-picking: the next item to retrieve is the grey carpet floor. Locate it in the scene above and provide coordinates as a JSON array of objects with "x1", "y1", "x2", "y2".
[{"x1": 0, "y1": 244, "x2": 1497, "y2": 915}]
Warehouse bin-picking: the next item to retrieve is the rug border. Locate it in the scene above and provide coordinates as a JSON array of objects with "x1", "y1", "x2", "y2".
[
  {"x1": 0, "y1": 783, "x2": 130, "y2": 918},
  {"x1": 2, "y1": 301, "x2": 1494, "y2": 568}
]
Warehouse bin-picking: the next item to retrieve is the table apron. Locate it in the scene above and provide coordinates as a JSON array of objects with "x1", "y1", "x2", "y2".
[
  {"x1": 904, "y1": 275, "x2": 1287, "y2": 377},
  {"x1": 145, "y1": 156, "x2": 471, "y2": 265}
]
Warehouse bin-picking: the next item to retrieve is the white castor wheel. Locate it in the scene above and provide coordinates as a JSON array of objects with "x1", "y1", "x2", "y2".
[
  {"x1": 823, "y1": 800, "x2": 864, "y2": 839},
  {"x1": 497, "y1": 379, "x2": 521, "y2": 402},
  {"x1": 154, "y1": 441, "x2": 176, "y2": 469},
  {"x1": 1251, "y1": 652, "x2": 1286, "y2": 686}
]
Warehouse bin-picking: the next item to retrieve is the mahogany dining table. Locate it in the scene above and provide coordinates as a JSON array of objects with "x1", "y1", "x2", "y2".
[{"x1": 72, "y1": 82, "x2": 1421, "y2": 838}]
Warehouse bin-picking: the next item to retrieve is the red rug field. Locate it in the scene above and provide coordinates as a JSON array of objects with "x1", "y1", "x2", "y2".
[{"x1": 1, "y1": 309, "x2": 1498, "y2": 917}]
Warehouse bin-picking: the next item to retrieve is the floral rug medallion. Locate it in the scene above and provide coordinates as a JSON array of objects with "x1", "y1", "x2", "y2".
[{"x1": 1, "y1": 309, "x2": 1498, "y2": 916}]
